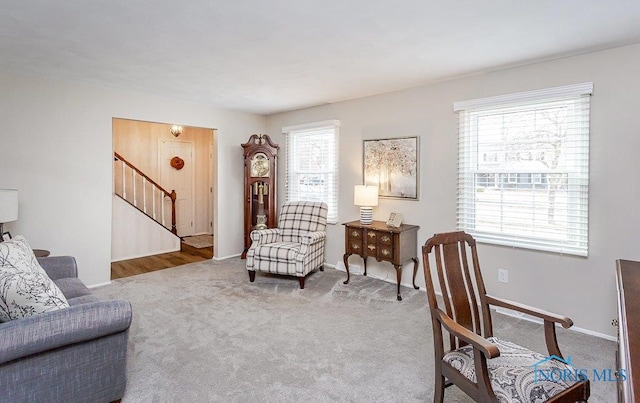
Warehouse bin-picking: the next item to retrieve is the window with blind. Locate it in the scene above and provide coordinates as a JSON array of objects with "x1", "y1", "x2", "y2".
[
  {"x1": 284, "y1": 120, "x2": 339, "y2": 224},
  {"x1": 454, "y1": 83, "x2": 592, "y2": 256}
]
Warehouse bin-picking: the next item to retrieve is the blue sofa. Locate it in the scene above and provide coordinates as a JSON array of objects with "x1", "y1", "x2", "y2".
[{"x1": 0, "y1": 256, "x2": 132, "y2": 402}]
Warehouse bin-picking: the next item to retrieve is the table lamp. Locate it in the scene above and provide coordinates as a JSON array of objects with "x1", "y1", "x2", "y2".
[
  {"x1": 0, "y1": 189, "x2": 18, "y2": 236},
  {"x1": 354, "y1": 185, "x2": 378, "y2": 225}
]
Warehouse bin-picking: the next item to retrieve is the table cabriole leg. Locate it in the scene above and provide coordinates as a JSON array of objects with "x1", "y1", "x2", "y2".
[
  {"x1": 411, "y1": 257, "x2": 419, "y2": 290},
  {"x1": 343, "y1": 253, "x2": 351, "y2": 284},
  {"x1": 395, "y1": 264, "x2": 403, "y2": 301}
]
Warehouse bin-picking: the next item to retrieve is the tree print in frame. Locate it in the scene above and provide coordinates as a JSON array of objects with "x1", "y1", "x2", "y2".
[{"x1": 363, "y1": 136, "x2": 418, "y2": 200}]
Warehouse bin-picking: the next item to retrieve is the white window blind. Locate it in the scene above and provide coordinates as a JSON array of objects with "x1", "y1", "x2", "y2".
[
  {"x1": 284, "y1": 120, "x2": 339, "y2": 224},
  {"x1": 454, "y1": 83, "x2": 592, "y2": 256}
]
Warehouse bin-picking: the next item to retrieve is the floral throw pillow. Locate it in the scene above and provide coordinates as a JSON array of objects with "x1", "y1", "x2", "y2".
[{"x1": 0, "y1": 235, "x2": 69, "y2": 322}]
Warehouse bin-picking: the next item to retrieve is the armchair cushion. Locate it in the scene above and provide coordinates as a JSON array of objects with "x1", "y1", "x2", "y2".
[
  {"x1": 278, "y1": 201, "x2": 328, "y2": 242},
  {"x1": 443, "y1": 337, "x2": 581, "y2": 402},
  {"x1": 0, "y1": 236, "x2": 69, "y2": 322}
]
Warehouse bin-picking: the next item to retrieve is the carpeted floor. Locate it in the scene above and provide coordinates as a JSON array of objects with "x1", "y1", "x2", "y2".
[{"x1": 94, "y1": 258, "x2": 616, "y2": 402}]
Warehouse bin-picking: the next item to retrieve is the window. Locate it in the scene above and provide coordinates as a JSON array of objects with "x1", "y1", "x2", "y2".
[
  {"x1": 284, "y1": 120, "x2": 339, "y2": 224},
  {"x1": 454, "y1": 83, "x2": 592, "y2": 256}
]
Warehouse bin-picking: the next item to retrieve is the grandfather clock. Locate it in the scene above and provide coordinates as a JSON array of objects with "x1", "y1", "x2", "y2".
[{"x1": 241, "y1": 134, "x2": 279, "y2": 258}]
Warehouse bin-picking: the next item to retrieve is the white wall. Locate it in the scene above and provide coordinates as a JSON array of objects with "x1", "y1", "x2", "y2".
[
  {"x1": 111, "y1": 196, "x2": 181, "y2": 262},
  {"x1": 0, "y1": 71, "x2": 266, "y2": 286},
  {"x1": 267, "y1": 44, "x2": 640, "y2": 338}
]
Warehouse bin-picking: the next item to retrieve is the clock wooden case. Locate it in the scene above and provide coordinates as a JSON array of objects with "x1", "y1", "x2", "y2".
[{"x1": 241, "y1": 134, "x2": 279, "y2": 258}]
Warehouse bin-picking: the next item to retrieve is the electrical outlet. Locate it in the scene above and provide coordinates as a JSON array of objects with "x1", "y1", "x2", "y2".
[{"x1": 498, "y1": 269, "x2": 509, "y2": 283}]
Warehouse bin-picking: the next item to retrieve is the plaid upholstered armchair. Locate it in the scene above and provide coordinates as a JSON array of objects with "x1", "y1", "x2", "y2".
[{"x1": 246, "y1": 201, "x2": 328, "y2": 289}]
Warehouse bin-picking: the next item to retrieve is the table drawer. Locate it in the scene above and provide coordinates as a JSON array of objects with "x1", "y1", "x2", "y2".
[
  {"x1": 378, "y1": 232, "x2": 393, "y2": 245},
  {"x1": 377, "y1": 245, "x2": 394, "y2": 261},
  {"x1": 348, "y1": 240, "x2": 363, "y2": 254},
  {"x1": 348, "y1": 228, "x2": 363, "y2": 240}
]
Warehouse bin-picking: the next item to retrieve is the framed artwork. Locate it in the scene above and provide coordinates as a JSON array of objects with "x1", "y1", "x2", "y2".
[
  {"x1": 386, "y1": 212, "x2": 403, "y2": 228},
  {"x1": 363, "y1": 136, "x2": 419, "y2": 200},
  {"x1": 1, "y1": 231, "x2": 11, "y2": 242}
]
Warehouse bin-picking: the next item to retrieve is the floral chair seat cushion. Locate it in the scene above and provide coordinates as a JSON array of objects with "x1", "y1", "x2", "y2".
[{"x1": 443, "y1": 337, "x2": 582, "y2": 402}]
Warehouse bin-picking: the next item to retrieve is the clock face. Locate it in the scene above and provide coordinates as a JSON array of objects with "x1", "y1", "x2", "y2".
[{"x1": 250, "y1": 153, "x2": 270, "y2": 177}]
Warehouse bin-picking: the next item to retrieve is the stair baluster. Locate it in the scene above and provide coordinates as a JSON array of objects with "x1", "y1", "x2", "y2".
[{"x1": 113, "y1": 152, "x2": 177, "y2": 235}]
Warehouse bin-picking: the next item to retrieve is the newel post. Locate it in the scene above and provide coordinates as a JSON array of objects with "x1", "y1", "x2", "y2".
[{"x1": 170, "y1": 190, "x2": 177, "y2": 235}]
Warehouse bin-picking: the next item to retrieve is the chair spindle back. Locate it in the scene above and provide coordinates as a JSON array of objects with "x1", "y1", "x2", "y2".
[{"x1": 423, "y1": 231, "x2": 493, "y2": 351}]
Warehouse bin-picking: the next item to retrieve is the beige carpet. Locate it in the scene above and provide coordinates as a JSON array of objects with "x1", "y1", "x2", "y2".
[
  {"x1": 94, "y1": 258, "x2": 616, "y2": 402},
  {"x1": 182, "y1": 234, "x2": 213, "y2": 249}
]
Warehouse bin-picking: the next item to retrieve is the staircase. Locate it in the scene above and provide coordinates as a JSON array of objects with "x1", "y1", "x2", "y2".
[{"x1": 113, "y1": 151, "x2": 178, "y2": 235}]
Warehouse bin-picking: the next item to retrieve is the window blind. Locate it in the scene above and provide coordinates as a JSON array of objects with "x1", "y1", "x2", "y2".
[
  {"x1": 455, "y1": 83, "x2": 592, "y2": 256},
  {"x1": 284, "y1": 120, "x2": 339, "y2": 224}
]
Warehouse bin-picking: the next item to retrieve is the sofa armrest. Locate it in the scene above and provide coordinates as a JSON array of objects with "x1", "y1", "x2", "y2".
[
  {"x1": 300, "y1": 231, "x2": 326, "y2": 245},
  {"x1": 37, "y1": 256, "x2": 78, "y2": 280},
  {"x1": 250, "y1": 228, "x2": 281, "y2": 245},
  {"x1": 0, "y1": 299, "x2": 132, "y2": 365}
]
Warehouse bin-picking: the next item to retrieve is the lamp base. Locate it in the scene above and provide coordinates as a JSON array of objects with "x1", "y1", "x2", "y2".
[{"x1": 359, "y1": 206, "x2": 373, "y2": 225}]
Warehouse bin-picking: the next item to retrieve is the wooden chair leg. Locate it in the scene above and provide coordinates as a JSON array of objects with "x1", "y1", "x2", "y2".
[
  {"x1": 298, "y1": 277, "x2": 305, "y2": 289},
  {"x1": 434, "y1": 374, "x2": 445, "y2": 403},
  {"x1": 248, "y1": 271, "x2": 255, "y2": 282}
]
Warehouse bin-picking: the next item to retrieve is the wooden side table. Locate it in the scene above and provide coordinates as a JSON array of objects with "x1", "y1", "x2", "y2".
[{"x1": 342, "y1": 220, "x2": 420, "y2": 301}]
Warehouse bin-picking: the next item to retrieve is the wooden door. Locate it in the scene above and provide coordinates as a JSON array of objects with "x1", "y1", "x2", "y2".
[{"x1": 160, "y1": 140, "x2": 195, "y2": 237}]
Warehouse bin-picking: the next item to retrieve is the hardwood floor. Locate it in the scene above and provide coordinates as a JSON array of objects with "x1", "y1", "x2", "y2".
[{"x1": 111, "y1": 242, "x2": 214, "y2": 280}]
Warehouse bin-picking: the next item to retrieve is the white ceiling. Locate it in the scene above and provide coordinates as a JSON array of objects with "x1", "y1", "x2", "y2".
[{"x1": 2, "y1": 1, "x2": 640, "y2": 115}]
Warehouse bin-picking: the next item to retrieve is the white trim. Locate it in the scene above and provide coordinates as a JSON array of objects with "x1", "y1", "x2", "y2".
[
  {"x1": 282, "y1": 119, "x2": 340, "y2": 133},
  {"x1": 324, "y1": 262, "x2": 337, "y2": 269},
  {"x1": 493, "y1": 306, "x2": 615, "y2": 341},
  {"x1": 213, "y1": 253, "x2": 242, "y2": 261},
  {"x1": 453, "y1": 82, "x2": 593, "y2": 111},
  {"x1": 87, "y1": 281, "x2": 112, "y2": 289}
]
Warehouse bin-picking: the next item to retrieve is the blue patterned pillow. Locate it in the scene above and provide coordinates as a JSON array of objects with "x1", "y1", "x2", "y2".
[{"x1": 0, "y1": 235, "x2": 69, "y2": 322}]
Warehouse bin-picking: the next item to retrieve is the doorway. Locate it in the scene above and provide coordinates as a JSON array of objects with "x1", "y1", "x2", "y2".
[{"x1": 111, "y1": 118, "x2": 215, "y2": 271}]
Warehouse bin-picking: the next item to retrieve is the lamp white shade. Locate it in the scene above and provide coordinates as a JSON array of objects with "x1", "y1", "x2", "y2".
[
  {"x1": 0, "y1": 189, "x2": 18, "y2": 223},
  {"x1": 353, "y1": 185, "x2": 379, "y2": 207},
  {"x1": 354, "y1": 185, "x2": 378, "y2": 225}
]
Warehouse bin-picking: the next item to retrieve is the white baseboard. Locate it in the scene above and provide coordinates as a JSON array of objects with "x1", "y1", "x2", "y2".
[
  {"x1": 493, "y1": 306, "x2": 616, "y2": 341},
  {"x1": 88, "y1": 281, "x2": 112, "y2": 289},
  {"x1": 213, "y1": 253, "x2": 242, "y2": 261}
]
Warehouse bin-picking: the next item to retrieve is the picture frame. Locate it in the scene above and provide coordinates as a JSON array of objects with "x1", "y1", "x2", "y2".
[
  {"x1": 1, "y1": 231, "x2": 12, "y2": 242},
  {"x1": 363, "y1": 136, "x2": 419, "y2": 200},
  {"x1": 386, "y1": 212, "x2": 403, "y2": 228}
]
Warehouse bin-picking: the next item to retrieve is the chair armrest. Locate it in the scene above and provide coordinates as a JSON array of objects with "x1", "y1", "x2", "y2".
[
  {"x1": 250, "y1": 228, "x2": 281, "y2": 245},
  {"x1": 300, "y1": 231, "x2": 326, "y2": 245},
  {"x1": 486, "y1": 294, "x2": 572, "y2": 358},
  {"x1": 435, "y1": 308, "x2": 500, "y2": 359},
  {"x1": 36, "y1": 256, "x2": 78, "y2": 280},
  {"x1": 0, "y1": 299, "x2": 132, "y2": 365},
  {"x1": 486, "y1": 294, "x2": 573, "y2": 328}
]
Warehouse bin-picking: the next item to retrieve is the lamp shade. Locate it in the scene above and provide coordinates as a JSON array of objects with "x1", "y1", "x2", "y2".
[
  {"x1": 354, "y1": 185, "x2": 378, "y2": 207},
  {"x1": 0, "y1": 189, "x2": 18, "y2": 223}
]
